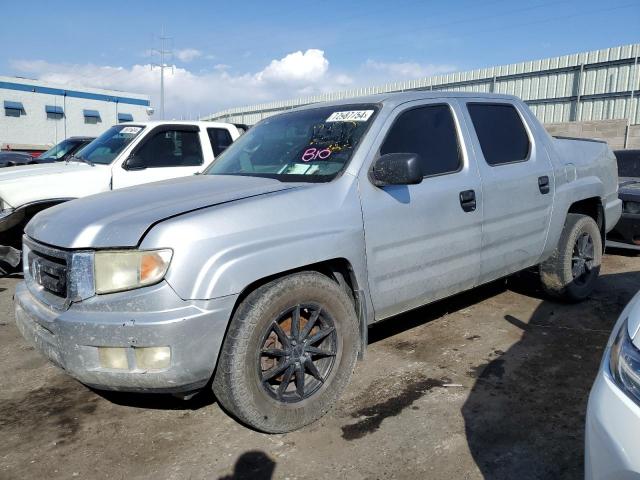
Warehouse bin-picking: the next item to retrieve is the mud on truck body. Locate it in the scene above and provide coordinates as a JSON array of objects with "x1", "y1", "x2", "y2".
[{"x1": 15, "y1": 91, "x2": 621, "y2": 432}]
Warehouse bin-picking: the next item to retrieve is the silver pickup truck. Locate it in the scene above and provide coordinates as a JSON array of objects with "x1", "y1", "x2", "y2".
[{"x1": 15, "y1": 91, "x2": 621, "y2": 433}]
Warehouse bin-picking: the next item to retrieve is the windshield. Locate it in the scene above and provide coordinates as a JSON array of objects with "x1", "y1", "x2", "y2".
[
  {"x1": 75, "y1": 125, "x2": 145, "y2": 165},
  {"x1": 205, "y1": 105, "x2": 379, "y2": 182},
  {"x1": 616, "y1": 150, "x2": 640, "y2": 178},
  {"x1": 40, "y1": 139, "x2": 81, "y2": 160}
]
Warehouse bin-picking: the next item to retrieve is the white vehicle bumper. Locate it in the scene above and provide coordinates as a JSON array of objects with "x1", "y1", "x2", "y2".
[{"x1": 586, "y1": 368, "x2": 640, "y2": 479}]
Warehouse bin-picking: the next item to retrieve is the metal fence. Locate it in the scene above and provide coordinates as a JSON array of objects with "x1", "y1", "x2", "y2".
[{"x1": 203, "y1": 43, "x2": 640, "y2": 129}]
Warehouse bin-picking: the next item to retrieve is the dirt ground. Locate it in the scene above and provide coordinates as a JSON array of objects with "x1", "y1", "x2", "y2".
[{"x1": 1, "y1": 251, "x2": 639, "y2": 480}]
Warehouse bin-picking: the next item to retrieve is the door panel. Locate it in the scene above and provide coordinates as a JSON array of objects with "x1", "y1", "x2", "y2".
[
  {"x1": 112, "y1": 164, "x2": 203, "y2": 189},
  {"x1": 359, "y1": 101, "x2": 483, "y2": 320},
  {"x1": 460, "y1": 100, "x2": 554, "y2": 284}
]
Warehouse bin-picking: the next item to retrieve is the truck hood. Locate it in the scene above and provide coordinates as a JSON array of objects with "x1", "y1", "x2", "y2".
[
  {"x1": 26, "y1": 175, "x2": 298, "y2": 248},
  {"x1": 0, "y1": 161, "x2": 103, "y2": 207},
  {"x1": 0, "y1": 160, "x2": 94, "y2": 181}
]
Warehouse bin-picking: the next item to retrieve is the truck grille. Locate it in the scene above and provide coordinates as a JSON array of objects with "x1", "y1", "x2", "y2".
[
  {"x1": 23, "y1": 236, "x2": 95, "y2": 311},
  {"x1": 23, "y1": 237, "x2": 72, "y2": 308},
  {"x1": 28, "y1": 249, "x2": 68, "y2": 298}
]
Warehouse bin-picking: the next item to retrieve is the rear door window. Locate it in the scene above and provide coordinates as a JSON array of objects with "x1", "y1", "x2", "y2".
[
  {"x1": 207, "y1": 128, "x2": 234, "y2": 157},
  {"x1": 467, "y1": 103, "x2": 530, "y2": 166},
  {"x1": 380, "y1": 104, "x2": 462, "y2": 177},
  {"x1": 615, "y1": 150, "x2": 640, "y2": 177}
]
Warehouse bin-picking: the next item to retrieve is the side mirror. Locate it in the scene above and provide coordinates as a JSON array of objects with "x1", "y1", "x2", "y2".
[
  {"x1": 124, "y1": 154, "x2": 146, "y2": 170},
  {"x1": 371, "y1": 153, "x2": 423, "y2": 187}
]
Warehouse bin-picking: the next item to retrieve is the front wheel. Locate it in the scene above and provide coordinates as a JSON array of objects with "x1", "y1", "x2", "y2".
[
  {"x1": 539, "y1": 213, "x2": 602, "y2": 302},
  {"x1": 212, "y1": 271, "x2": 359, "y2": 433}
]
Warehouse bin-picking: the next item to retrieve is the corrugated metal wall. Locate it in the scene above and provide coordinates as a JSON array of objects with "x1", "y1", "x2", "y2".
[{"x1": 203, "y1": 43, "x2": 640, "y2": 127}]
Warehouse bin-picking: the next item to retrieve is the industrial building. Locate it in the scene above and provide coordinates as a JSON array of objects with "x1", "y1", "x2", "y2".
[
  {"x1": 0, "y1": 76, "x2": 152, "y2": 152},
  {"x1": 203, "y1": 43, "x2": 640, "y2": 149}
]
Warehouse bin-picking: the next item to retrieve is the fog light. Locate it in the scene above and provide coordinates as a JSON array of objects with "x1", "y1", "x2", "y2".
[
  {"x1": 98, "y1": 347, "x2": 129, "y2": 370},
  {"x1": 135, "y1": 347, "x2": 171, "y2": 370}
]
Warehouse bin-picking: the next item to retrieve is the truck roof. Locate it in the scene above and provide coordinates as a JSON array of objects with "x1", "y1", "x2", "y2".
[
  {"x1": 114, "y1": 120, "x2": 235, "y2": 128},
  {"x1": 295, "y1": 90, "x2": 521, "y2": 112}
]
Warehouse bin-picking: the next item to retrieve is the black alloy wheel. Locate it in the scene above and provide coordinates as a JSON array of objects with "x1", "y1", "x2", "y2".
[
  {"x1": 212, "y1": 271, "x2": 360, "y2": 432},
  {"x1": 259, "y1": 304, "x2": 337, "y2": 403},
  {"x1": 572, "y1": 232, "x2": 595, "y2": 285}
]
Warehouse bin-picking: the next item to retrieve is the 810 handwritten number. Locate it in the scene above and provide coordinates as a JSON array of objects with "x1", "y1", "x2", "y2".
[{"x1": 302, "y1": 148, "x2": 331, "y2": 162}]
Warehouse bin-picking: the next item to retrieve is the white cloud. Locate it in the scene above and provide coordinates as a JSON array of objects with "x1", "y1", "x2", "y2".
[
  {"x1": 257, "y1": 49, "x2": 329, "y2": 84},
  {"x1": 9, "y1": 51, "x2": 457, "y2": 120},
  {"x1": 365, "y1": 60, "x2": 456, "y2": 79},
  {"x1": 9, "y1": 49, "x2": 350, "y2": 119},
  {"x1": 175, "y1": 48, "x2": 203, "y2": 62}
]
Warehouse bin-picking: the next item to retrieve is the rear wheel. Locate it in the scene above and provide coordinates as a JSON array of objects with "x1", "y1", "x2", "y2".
[
  {"x1": 539, "y1": 213, "x2": 602, "y2": 302},
  {"x1": 212, "y1": 271, "x2": 359, "y2": 433}
]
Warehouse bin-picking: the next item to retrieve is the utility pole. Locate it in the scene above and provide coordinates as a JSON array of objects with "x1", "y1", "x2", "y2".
[
  {"x1": 151, "y1": 27, "x2": 173, "y2": 120},
  {"x1": 625, "y1": 54, "x2": 638, "y2": 149}
]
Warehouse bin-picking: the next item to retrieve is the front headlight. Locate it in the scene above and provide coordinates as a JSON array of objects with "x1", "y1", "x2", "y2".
[
  {"x1": 623, "y1": 201, "x2": 640, "y2": 214},
  {"x1": 609, "y1": 319, "x2": 640, "y2": 405},
  {"x1": 94, "y1": 249, "x2": 172, "y2": 294}
]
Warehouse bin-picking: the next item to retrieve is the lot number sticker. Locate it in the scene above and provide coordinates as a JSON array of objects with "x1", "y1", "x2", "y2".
[
  {"x1": 121, "y1": 126, "x2": 142, "y2": 135},
  {"x1": 326, "y1": 110, "x2": 374, "y2": 122}
]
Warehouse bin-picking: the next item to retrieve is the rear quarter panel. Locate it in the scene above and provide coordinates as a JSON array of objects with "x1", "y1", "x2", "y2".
[{"x1": 540, "y1": 136, "x2": 618, "y2": 259}]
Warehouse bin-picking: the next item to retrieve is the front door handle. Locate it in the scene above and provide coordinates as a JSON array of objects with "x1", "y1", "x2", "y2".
[
  {"x1": 538, "y1": 176, "x2": 550, "y2": 194},
  {"x1": 459, "y1": 189, "x2": 476, "y2": 212}
]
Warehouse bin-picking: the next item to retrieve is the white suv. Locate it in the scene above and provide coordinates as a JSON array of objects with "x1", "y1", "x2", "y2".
[{"x1": 0, "y1": 120, "x2": 242, "y2": 263}]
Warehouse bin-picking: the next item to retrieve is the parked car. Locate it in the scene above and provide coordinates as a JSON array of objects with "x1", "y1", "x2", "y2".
[
  {"x1": 606, "y1": 149, "x2": 640, "y2": 249},
  {"x1": 29, "y1": 136, "x2": 96, "y2": 165},
  {"x1": 586, "y1": 291, "x2": 640, "y2": 479},
  {"x1": 0, "y1": 121, "x2": 242, "y2": 260},
  {"x1": 15, "y1": 91, "x2": 621, "y2": 432},
  {"x1": 0, "y1": 151, "x2": 37, "y2": 167}
]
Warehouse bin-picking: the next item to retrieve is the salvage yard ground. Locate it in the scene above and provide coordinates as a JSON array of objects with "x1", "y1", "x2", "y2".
[{"x1": 1, "y1": 251, "x2": 638, "y2": 480}]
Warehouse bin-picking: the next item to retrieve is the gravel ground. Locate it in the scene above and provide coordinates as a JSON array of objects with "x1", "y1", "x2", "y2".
[{"x1": 1, "y1": 251, "x2": 638, "y2": 480}]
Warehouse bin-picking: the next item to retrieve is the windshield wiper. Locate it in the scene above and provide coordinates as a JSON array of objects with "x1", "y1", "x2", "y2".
[{"x1": 67, "y1": 154, "x2": 94, "y2": 167}]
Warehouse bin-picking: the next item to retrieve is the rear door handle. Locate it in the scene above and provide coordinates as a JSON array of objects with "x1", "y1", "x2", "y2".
[
  {"x1": 459, "y1": 190, "x2": 476, "y2": 212},
  {"x1": 538, "y1": 176, "x2": 550, "y2": 194}
]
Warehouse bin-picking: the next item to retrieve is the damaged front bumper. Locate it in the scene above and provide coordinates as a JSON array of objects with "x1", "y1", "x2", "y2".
[
  {"x1": 14, "y1": 281, "x2": 237, "y2": 393},
  {"x1": 0, "y1": 245, "x2": 20, "y2": 267},
  {"x1": 0, "y1": 209, "x2": 25, "y2": 267},
  {"x1": 0, "y1": 207, "x2": 23, "y2": 237}
]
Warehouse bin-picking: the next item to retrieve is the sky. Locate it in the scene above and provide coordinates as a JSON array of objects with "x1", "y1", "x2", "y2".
[{"x1": 0, "y1": 0, "x2": 638, "y2": 119}]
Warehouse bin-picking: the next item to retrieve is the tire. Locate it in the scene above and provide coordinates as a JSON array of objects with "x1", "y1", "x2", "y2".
[
  {"x1": 539, "y1": 213, "x2": 602, "y2": 302},
  {"x1": 212, "y1": 271, "x2": 360, "y2": 433}
]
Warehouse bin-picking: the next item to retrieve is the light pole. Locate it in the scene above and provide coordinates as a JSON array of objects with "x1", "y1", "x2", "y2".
[{"x1": 151, "y1": 27, "x2": 173, "y2": 120}]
